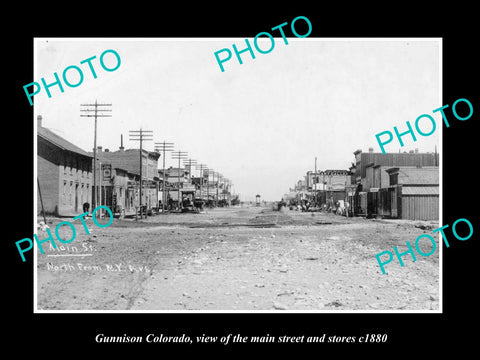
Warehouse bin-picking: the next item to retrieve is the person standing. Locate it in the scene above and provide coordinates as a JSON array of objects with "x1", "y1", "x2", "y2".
[{"x1": 83, "y1": 202, "x2": 90, "y2": 215}]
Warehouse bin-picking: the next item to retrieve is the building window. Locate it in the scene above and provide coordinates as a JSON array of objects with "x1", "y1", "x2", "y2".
[
  {"x1": 390, "y1": 173, "x2": 398, "y2": 186},
  {"x1": 63, "y1": 181, "x2": 67, "y2": 204}
]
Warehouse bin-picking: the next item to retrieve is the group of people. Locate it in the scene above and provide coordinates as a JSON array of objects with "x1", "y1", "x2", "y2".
[
  {"x1": 281, "y1": 198, "x2": 350, "y2": 215},
  {"x1": 158, "y1": 195, "x2": 204, "y2": 212}
]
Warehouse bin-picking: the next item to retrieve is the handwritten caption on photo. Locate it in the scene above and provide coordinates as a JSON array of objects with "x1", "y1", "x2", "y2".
[
  {"x1": 16, "y1": 205, "x2": 113, "y2": 262},
  {"x1": 47, "y1": 262, "x2": 150, "y2": 273}
]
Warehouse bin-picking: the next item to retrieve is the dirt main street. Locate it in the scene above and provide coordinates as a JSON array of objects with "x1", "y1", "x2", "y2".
[{"x1": 36, "y1": 205, "x2": 440, "y2": 311}]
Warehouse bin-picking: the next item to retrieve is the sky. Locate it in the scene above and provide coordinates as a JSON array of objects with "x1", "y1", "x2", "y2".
[{"x1": 34, "y1": 38, "x2": 441, "y2": 201}]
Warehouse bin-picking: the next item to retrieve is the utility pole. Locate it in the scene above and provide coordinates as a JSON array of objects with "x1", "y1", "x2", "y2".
[
  {"x1": 329, "y1": 172, "x2": 332, "y2": 204},
  {"x1": 323, "y1": 171, "x2": 326, "y2": 206},
  {"x1": 223, "y1": 178, "x2": 229, "y2": 202},
  {"x1": 171, "y1": 150, "x2": 188, "y2": 210},
  {"x1": 154, "y1": 141, "x2": 174, "y2": 213},
  {"x1": 183, "y1": 158, "x2": 197, "y2": 204},
  {"x1": 227, "y1": 180, "x2": 234, "y2": 205},
  {"x1": 196, "y1": 163, "x2": 208, "y2": 204},
  {"x1": 98, "y1": 160, "x2": 102, "y2": 209},
  {"x1": 37, "y1": 178, "x2": 47, "y2": 224},
  {"x1": 207, "y1": 169, "x2": 214, "y2": 207},
  {"x1": 183, "y1": 158, "x2": 197, "y2": 181},
  {"x1": 226, "y1": 179, "x2": 231, "y2": 204},
  {"x1": 314, "y1": 156, "x2": 317, "y2": 207},
  {"x1": 222, "y1": 178, "x2": 226, "y2": 202},
  {"x1": 80, "y1": 100, "x2": 112, "y2": 211},
  {"x1": 129, "y1": 129, "x2": 153, "y2": 219},
  {"x1": 215, "y1": 172, "x2": 222, "y2": 207}
]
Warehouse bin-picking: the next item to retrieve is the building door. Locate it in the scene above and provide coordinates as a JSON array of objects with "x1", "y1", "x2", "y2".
[
  {"x1": 80, "y1": 184, "x2": 84, "y2": 211},
  {"x1": 75, "y1": 183, "x2": 79, "y2": 212},
  {"x1": 390, "y1": 188, "x2": 397, "y2": 218}
]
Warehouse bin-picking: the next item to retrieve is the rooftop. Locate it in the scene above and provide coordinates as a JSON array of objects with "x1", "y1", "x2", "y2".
[
  {"x1": 402, "y1": 186, "x2": 439, "y2": 196},
  {"x1": 38, "y1": 126, "x2": 92, "y2": 158},
  {"x1": 386, "y1": 166, "x2": 439, "y2": 185}
]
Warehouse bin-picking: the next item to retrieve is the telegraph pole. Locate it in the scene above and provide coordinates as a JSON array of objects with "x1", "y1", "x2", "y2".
[
  {"x1": 37, "y1": 178, "x2": 47, "y2": 224},
  {"x1": 223, "y1": 178, "x2": 229, "y2": 202},
  {"x1": 212, "y1": 171, "x2": 217, "y2": 206},
  {"x1": 154, "y1": 141, "x2": 174, "y2": 213},
  {"x1": 183, "y1": 158, "x2": 197, "y2": 181},
  {"x1": 323, "y1": 171, "x2": 326, "y2": 205},
  {"x1": 183, "y1": 158, "x2": 197, "y2": 205},
  {"x1": 171, "y1": 150, "x2": 188, "y2": 210},
  {"x1": 129, "y1": 129, "x2": 153, "y2": 219},
  {"x1": 196, "y1": 164, "x2": 208, "y2": 204},
  {"x1": 229, "y1": 180, "x2": 234, "y2": 205},
  {"x1": 207, "y1": 169, "x2": 214, "y2": 207},
  {"x1": 215, "y1": 172, "x2": 222, "y2": 207},
  {"x1": 314, "y1": 156, "x2": 317, "y2": 207},
  {"x1": 80, "y1": 100, "x2": 112, "y2": 211}
]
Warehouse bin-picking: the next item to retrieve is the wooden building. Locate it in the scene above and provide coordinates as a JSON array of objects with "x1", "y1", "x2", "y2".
[
  {"x1": 352, "y1": 148, "x2": 439, "y2": 216},
  {"x1": 98, "y1": 164, "x2": 138, "y2": 215},
  {"x1": 158, "y1": 167, "x2": 191, "y2": 205},
  {"x1": 37, "y1": 116, "x2": 92, "y2": 216},
  {"x1": 353, "y1": 148, "x2": 439, "y2": 186},
  {"x1": 94, "y1": 146, "x2": 160, "y2": 212},
  {"x1": 306, "y1": 169, "x2": 351, "y2": 206},
  {"x1": 386, "y1": 167, "x2": 439, "y2": 220},
  {"x1": 366, "y1": 166, "x2": 439, "y2": 220}
]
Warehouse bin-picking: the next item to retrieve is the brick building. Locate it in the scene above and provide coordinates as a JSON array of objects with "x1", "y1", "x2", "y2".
[
  {"x1": 386, "y1": 166, "x2": 439, "y2": 220},
  {"x1": 37, "y1": 116, "x2": 93, "y2": 216},
  {"x1": 95, "y1": 147, "x2": 160, "y2": 181}
]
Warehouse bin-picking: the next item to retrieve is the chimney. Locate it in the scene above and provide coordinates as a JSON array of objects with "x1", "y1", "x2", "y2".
[
  {"x1": 97, "y1": 146, "x2": 103, "y2": 152},
  {"x1": 119, "y1": 134, "x2": 125, "y2": 150},
  {"x1": 37, "y1": 115, "x2": 42, "y2": 128},
  {"x1": 368, "y1": 147, "x2": 374, "y2": 153},
  {"x1": 409, "y1": 150, "x2": 414, "y2": 153},
  {"x1": 104, "y1": 148, "x2": 110, "y2": 152},
  {"x1": 415, "y1": 148, "x2": 419, "y2": 153}
]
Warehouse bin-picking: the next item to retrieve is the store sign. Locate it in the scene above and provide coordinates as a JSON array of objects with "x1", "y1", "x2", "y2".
[{"x1": 102, "y1": 164, "x2": 112, "y2": 181}]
